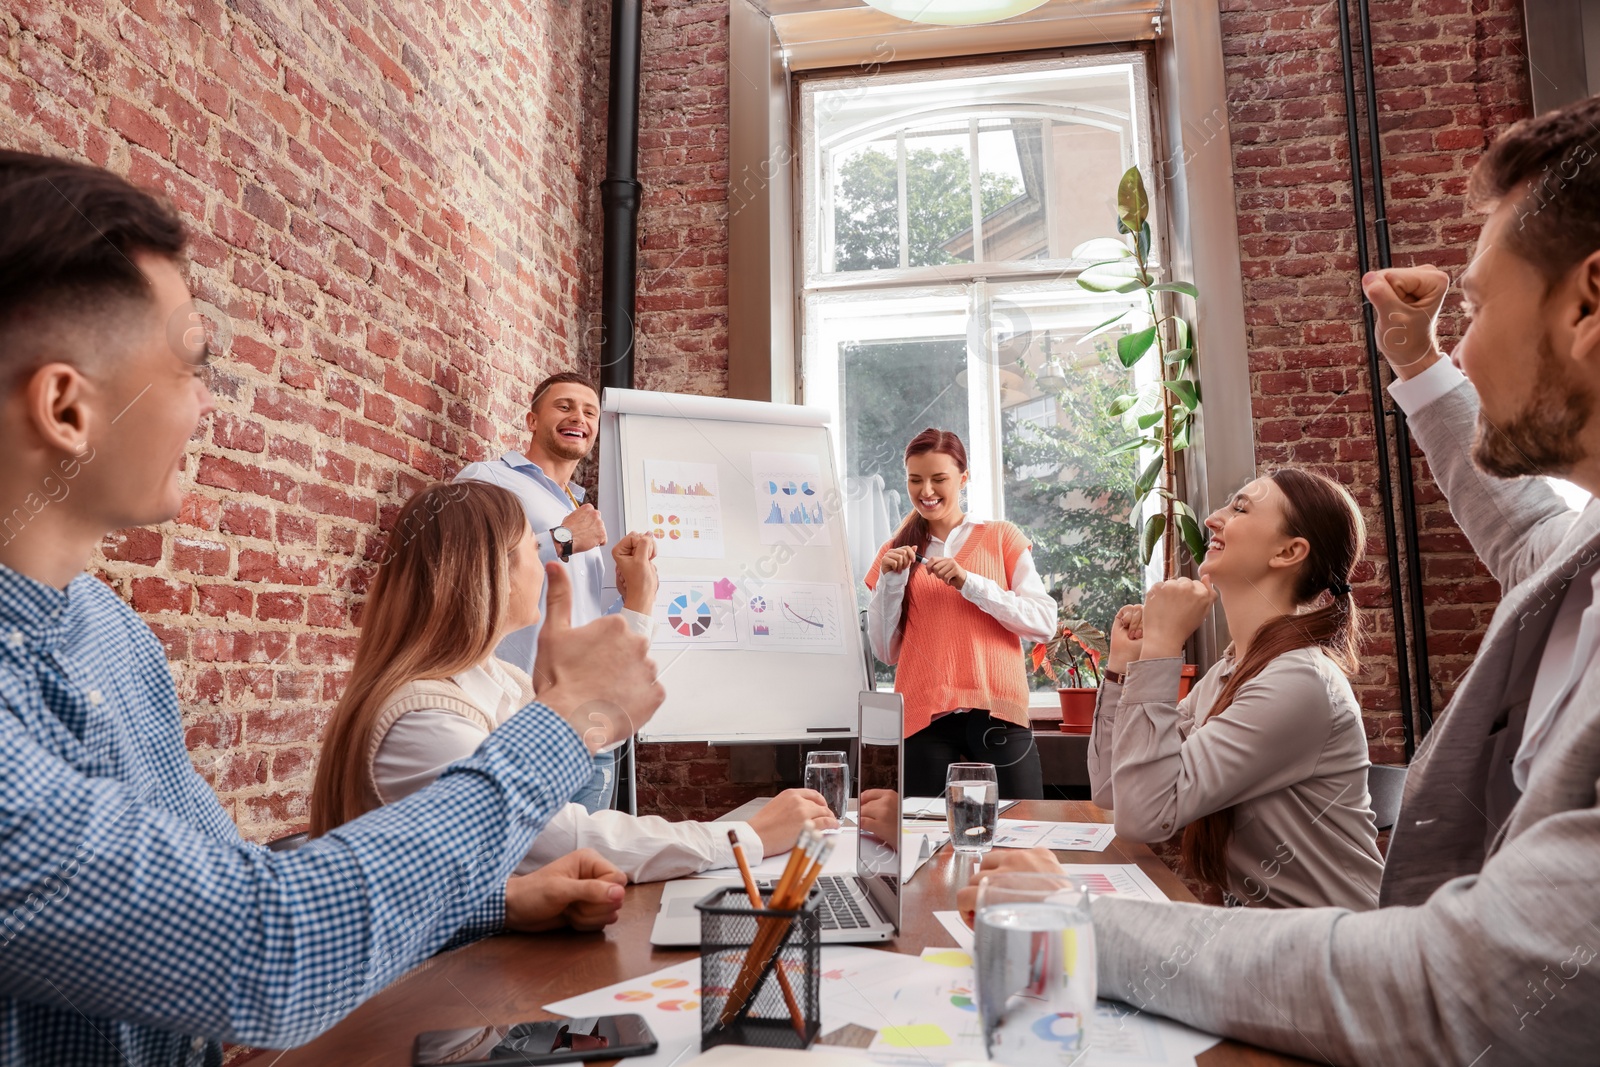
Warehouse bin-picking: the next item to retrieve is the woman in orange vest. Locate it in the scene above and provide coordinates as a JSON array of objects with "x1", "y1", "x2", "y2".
[{"x1": 864, "y1": 428, "x2": 1057, "y2": 798}]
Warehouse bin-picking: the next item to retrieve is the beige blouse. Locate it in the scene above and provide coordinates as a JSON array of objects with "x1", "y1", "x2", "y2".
[{"x1": 1087, "y1": 649, "x2": 1383, "y2": 910}]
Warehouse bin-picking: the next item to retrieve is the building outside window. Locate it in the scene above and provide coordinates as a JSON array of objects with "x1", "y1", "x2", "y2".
[{"x1": 798, "y1": 54, "x2": 1161, "y2": 695}]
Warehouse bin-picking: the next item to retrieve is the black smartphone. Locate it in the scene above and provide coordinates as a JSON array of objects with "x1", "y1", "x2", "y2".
[{"x1": 413, "y1": 1014, "x2": 658, "y2": 1066}]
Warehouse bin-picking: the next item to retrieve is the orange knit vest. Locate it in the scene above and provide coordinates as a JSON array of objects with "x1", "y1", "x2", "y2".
[{"x1": 867, "y1": 522, "x2": 1032, "y2": 737}]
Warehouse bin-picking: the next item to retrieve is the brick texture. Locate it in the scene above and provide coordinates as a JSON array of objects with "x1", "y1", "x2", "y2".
[
  {"x1": 1, "y1": 0, "x2": 1533, "y2": 834},
  {"x1": 2, "y1": 0, "x2": 596, "y2": 842},
  {"x1": 1222, "y1": 0, "x2": 1529, "y2": 763}
]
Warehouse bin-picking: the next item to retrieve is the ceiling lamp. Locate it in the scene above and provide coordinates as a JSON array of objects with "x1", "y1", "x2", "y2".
[{"x1": 860, "y1": 0, "x2": 1052, "y2": 26}]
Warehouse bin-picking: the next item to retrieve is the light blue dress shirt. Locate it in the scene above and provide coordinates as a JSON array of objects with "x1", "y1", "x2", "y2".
[{"x1": 455, "y1": 451, "x2": 611, "y2": 674}]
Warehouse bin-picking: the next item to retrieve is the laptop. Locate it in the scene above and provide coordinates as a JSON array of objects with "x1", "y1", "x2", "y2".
[{"x1": 649, "y1": 691, "x2": 904, "y2": 946}]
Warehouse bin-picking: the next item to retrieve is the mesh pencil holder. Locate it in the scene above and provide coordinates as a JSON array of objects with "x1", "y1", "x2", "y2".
[{"x1": 696, "y1": 886, "x2": 821, "y2": 1050}]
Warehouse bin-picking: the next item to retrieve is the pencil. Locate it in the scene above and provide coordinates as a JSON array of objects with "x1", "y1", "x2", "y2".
[
  {"x1": 728, "y1": 829, "x2": 806, "y2": 1038},
  {"x1": 720, "y1": 824, "x2": 820, "y2": 1026}
]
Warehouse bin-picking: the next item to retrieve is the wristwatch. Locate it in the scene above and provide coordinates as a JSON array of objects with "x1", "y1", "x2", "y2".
[{"x1": 550, "y1": 525, "x2": 574, "y2": 562}]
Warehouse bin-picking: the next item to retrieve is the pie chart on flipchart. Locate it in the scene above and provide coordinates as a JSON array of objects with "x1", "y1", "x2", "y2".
[{"x1": 667, "y1": 591, "x2": 712, "y2": 637}]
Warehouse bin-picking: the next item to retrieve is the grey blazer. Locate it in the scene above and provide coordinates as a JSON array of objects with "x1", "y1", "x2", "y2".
[{"x1": 1092, "y1": 377, "x2": 1600, "y2": 1066}]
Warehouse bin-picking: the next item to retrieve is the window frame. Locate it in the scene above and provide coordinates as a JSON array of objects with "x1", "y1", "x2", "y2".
[
  {"x1": 797, "y1": 53, "x2": 1157, "y2": 528},
  {"x1": 727, "y1": 0, "x2": 1255, "y2": 672}
]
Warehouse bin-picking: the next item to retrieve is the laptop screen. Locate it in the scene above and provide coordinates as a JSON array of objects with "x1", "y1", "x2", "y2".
[{"x1": 855, "y1": 692, "x2": 903, "y2": 932}]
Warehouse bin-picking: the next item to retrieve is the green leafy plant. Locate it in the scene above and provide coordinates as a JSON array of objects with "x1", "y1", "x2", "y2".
[
  {"x1": 1076, "y1": 166, "x2": 1207, "y2": 579},
  {"x1": 1029, "y1": 618, "x2": 1109, "y2": 689}
]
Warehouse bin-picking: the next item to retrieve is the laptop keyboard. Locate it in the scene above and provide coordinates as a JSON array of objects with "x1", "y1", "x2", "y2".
[{"x1": 813, "y1": 876, "x2": 871, "y2": 930}]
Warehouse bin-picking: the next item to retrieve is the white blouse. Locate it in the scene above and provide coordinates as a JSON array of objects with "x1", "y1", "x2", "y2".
[{"x1": 371, "y1": 611, "x2": 765, "y2": 883}]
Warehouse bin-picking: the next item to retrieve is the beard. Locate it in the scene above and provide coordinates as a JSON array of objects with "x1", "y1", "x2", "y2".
[
  {"x1": 1472, "y1": 334, "x2": 1594, "y2": 478},
  {"x1": 542, "y1": 427, "x2": 595, "y2": 463}
]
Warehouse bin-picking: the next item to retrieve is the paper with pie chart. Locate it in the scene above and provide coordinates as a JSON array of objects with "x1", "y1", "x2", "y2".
[
  {"x1": 650, "y1": 580, "x2": 742, "y2": 649},
  {"x1": 743, "y1": 580, "x2": 848, "y2": 655},
  {"x1": 643, "y1": 459, "x2": 725, "y2": 559},
  {"x1": 753, "y1": 450, "x2": 832, "y2": 547}
]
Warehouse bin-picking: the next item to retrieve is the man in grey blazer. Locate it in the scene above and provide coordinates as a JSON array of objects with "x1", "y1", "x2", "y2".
[{"x1": 962, "y1": 96, "x2": 1600, "y2": 1065}]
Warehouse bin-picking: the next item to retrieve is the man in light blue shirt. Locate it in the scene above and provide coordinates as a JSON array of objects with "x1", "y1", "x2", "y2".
[
  {"x1": 0, "y1": 150, "x2": 664, "y2": 1066},
  {"x1": 457, "y1": 374, "x2": 631, "y2": 812}
]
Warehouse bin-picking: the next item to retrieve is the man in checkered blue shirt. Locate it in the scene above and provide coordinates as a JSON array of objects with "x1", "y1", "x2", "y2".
[{"x1": 0, "y1": 152, "x2": 665, "y2": 1065}]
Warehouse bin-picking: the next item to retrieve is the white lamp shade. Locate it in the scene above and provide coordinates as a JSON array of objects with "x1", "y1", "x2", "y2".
[{"x1": 860, "y1": 0, "x2": 1053, "y2": 26}]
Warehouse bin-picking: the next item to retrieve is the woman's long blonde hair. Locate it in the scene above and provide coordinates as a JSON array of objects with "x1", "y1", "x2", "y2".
[{"x1": 309, "y1": 480, "x2": 532, "y2": 836}]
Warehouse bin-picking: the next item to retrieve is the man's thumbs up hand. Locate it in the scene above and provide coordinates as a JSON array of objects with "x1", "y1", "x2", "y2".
[{"x1": 533, "y1": 561, "x2": 664, "y2": 752}]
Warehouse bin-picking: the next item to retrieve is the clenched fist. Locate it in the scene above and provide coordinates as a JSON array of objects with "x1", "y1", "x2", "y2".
[
  {"x1": 561, "y1": 503, "x2": 608, "y2": 554},
  {"x1": 1360, "y1": 266, "x2": 1451, "y2": 379},
  {"x1": 1138, "y1": 577, "x2": 1216, "y2": 661}
]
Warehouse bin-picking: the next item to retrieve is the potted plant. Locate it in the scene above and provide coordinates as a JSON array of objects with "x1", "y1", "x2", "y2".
[
  {"x1": 1076, "y1": 165, "x2": 1207, "y2": 580},
  {"x1": 1029, "y1": 619, "x2": 1109, "y2": 734},
  {"x1": 1068, "y1": 166, "x2": 1205, "y2": 697}
]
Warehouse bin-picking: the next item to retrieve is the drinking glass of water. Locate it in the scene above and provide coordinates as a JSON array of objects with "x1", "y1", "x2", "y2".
[
  {"x1": 804, "y1": 750, "x2": 849, "y2": 828},
  {"x1": 975, "y1": 871, "x2": 1097, "y2": 1066},
  {"x1": 946, "y1": 762, "x2": 998, "y2": 854}
]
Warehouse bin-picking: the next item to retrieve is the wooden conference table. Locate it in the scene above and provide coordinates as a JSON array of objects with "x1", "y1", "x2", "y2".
[{"x1": 266, "y1": 801, "x2": 1309, "y2": 1066}]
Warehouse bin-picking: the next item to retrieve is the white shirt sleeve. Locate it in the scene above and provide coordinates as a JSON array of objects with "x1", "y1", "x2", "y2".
[
  {"x1": 620, "y1": 607, "x2": 655, "y2": 639},
  {"x1": 373, "y1": 706, "x2": 761, "y2": 881},
  {"x1": 516, "y1": 807, "x2": 765, "y2": 882},
  {"x1": 1387, "y1": 356, "x2": 1466, "y2": 415},
  {"x1": 959, "y1": 547, "x2": 1058, "y2": 641},
  {"x1": 865, "y1": 569, "x2": 908, "y2": 664}
]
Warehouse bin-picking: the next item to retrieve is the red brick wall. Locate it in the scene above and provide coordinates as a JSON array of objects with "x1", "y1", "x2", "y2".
[
  {"x1": 2, "y1": 0, "x2": 597, "y2": 840},
  {"x1": 1222, "y1": 0, "x2": 1530, "y2": 760}
]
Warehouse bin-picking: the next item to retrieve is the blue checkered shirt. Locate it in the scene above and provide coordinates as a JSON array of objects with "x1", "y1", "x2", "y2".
[{"x1": 0, "y1": 564, "x2": 592, "y2": 1066}]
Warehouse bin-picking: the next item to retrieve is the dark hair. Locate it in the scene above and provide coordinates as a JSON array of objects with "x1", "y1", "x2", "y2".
[
  {"x1": 530, "y1": 371, "x2": 599, "y2": 410},
  {"x1": 887, "y1": 428, "x2": 969, "y2": 636},
  {"x1": 0, "y1": 150, "x2": 186, "y2": 375},
  {"x1": 1469, "y1": 94, "x2": 1600, "y2": 283},
  {"x1": 1180, "y1": 468, "x2": 1366, "y2": 896}
]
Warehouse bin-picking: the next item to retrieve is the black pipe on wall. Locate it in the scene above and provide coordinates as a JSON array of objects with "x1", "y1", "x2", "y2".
[
  {"x1": 1335, "y1": 0, "x2": 1433, "y2": 759},
  {"x1": 1356, "y1": 0, "x2": 1434, "y2": 744},
  {"x1": 600, "y1": 0, "x2": 643, "y2": 394}
]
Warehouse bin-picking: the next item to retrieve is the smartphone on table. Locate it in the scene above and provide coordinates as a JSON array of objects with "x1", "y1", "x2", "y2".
[{"x1": 413, "y1": 1014, "x2": 658, "y2": 1066}]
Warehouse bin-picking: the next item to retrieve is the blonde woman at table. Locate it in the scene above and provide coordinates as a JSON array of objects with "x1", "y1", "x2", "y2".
[
  {"x1": 1088, "y1": 468, "x2": 1383, "y2": 910},
  {"x1": 865, "y1": 427, "x2": 1057, "y2": 799},
  {"x1": 310, "y1": 482, "x2": 837, "y2": 885}
]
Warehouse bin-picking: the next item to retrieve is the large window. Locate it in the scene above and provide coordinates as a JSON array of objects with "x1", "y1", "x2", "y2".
[{"x1": 800, "y1": 55, "x2": 1158, "y2": 694}]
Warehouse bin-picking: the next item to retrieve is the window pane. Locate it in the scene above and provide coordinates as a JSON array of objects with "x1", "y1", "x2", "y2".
[
  {"x1": 989, "y1": 287, "x2": 1152, "y2": 689},
  {"x1": 902, "y1": 125, "x2": 975, "y2": 268},
  {"x1": 976, "y1": 120, "x2": 1042, "y2": 261},
  {"x1": 829, "y1": 142, "x2": 899, "y2": 272},
  {"x1": 804, "y1": 289, "x2": 971, "y2": 688},
  {"x1": 806, "y1": 59, "x2": 1148, "y2": 278}
]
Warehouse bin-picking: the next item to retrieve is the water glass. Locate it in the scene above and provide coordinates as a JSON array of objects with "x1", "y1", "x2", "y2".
[
  {"x1": 804, "y1": 750, "x2": 849, "y2": 826},
  {"x1": 974, "y1": 872, "x2": 1097, "y2": 1066},
  {"x1": 946, "y1": 762, "x2": 998, "y2": 854}
]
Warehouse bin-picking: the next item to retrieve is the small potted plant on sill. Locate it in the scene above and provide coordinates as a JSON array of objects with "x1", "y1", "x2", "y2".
[{"x1": 1029, "y1": 620, "x2": 1109, "y2": 734}]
